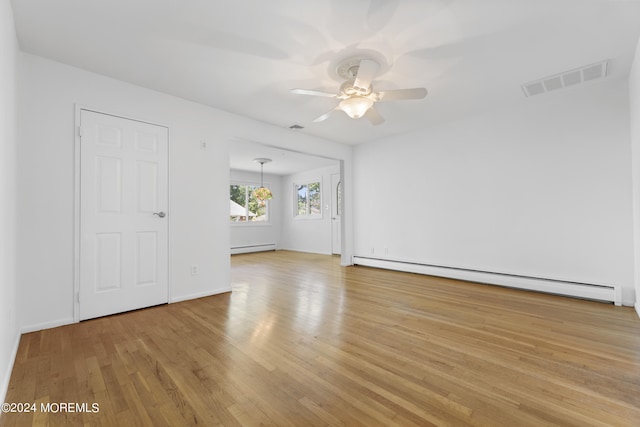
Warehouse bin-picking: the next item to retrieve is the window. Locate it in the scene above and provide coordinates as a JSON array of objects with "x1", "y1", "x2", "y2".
[
  {"x1": 336, "y1": 180, "x2": 342, "y2": 216},
  {"x1": 230, "y1": 184, "x2": 269, "y2": 223},
  {"x1": 295, "y1": 181, "x2": 321, "y2": 218}
]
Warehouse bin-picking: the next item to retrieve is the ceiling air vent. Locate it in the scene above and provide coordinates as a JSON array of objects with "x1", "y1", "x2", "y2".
[{"x1": 521, "y1": 60, "x2": 608, "y2": 97}]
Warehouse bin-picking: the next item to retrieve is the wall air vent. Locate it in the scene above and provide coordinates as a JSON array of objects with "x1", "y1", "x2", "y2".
[
  {"x1": 289, "y1": 124, "x2": 304, "y2": 130},
  {"x1": 521, "y1": 60, "x2": 608, "y2": 97}
]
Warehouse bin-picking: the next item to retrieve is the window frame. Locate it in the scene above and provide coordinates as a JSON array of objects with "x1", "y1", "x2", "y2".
[
  {"x1": 230, "y1": 181, "x2": 272, "y2": 226},
  {"x1": 294, "y1": 179, "x2": 322, "y2": 220}
]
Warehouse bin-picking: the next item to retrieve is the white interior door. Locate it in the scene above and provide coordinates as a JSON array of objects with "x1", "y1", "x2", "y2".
[
  {"x1": 331, "y1": 173, "x2": 342, "y2": 255},
  {"x1": 79, "y1": 110, "x2": 169, "y2": 320}
]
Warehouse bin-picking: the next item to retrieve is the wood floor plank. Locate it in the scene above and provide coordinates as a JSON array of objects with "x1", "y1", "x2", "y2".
[{"x1": 2, "y1": 250, "x2": 640, "y2": 426}]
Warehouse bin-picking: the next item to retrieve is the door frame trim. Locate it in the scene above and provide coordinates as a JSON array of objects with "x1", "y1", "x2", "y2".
[{"x1": 73, "y1": 105, "x2": 172, "y2": 323}]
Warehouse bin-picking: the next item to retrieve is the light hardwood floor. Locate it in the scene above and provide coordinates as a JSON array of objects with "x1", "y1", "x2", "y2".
[{"x1": 2, "y1": 250, "x2": 640, "y2": 426}]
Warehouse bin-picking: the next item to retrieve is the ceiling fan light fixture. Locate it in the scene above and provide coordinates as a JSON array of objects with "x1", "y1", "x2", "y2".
[
  {"x1": 339, "y1": 96, "x2": 374, "y2": 119},
  {"x1": 292, "y1": 55, "x2": 426, "y2": 125}
]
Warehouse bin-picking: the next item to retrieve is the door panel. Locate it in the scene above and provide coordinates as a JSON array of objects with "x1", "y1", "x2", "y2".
[
  {"x1": 95, "y1": 233, "x2": 122, "y2": 291},
  {"x1": 135, "y1": 231, "x2": 158, "y2": 286},
  {"x1": 136, "y1": 160, "x2": 158, "y2": 213},
  {"x1": 79, "y1": 110, "x2": 169, "y2": 320}
]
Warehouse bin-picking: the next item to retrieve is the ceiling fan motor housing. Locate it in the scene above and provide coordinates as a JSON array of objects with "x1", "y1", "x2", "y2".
[
  {"x1": 340, "y1": 80, "x2": 374, "y2": 97},
  {"x1": 336, "y1": 57, "x2": 371, "y2": 80}
]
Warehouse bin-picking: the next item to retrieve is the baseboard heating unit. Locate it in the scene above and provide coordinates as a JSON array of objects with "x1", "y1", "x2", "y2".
[
  {"x1": 352, "y1": 256, "x2": 621, "y2": 306},
  {"x1": 231, "y1": 244, "x2": 276, "y2": 255}
]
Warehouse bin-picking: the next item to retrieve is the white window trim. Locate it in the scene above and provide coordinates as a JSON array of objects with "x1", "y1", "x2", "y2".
[{"x1": 294, "y1": 179, "x2": 323, "y2": 220}]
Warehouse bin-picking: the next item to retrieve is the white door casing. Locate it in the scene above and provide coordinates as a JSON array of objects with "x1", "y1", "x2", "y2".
[
  {"x1": 79, "y1": 110, "x2": 169, "y2": 321},
  {"x1": 331, "y1": 173, "x2": 342, "y2": 255}
]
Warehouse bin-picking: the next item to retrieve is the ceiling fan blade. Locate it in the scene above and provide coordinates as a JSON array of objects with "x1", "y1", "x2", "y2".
[
  {"x1": 291, "y1": 88, "x2": 337, "y2": 98},
  {"x1": 364, "y1": 107, "x2": 385, "y2": 125},
  {"x1": 312, "y1": 108, "x2": 338, "y2": 123},
  {"x1": 378, "y1": 87, "x2": 427, "y2": 101},
  {"x1": 353, "y1": 59, "x2": 379, "y2": 92}
]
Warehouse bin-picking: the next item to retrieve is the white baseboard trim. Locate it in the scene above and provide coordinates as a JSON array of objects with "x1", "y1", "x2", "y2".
[
  {"x1": 170, "y1": 287, "x2": 231, "y2": 304},
  {"x1": 635, "y1": 302, "x2": 640, "y2": 319},
  {"x1": 0, "y1": 332, "x2": 21, "y2": 410},
  {"x1": 277, "y1": 248, "x2": 332, "y2": 256},
  {"x1": 231, "y1": 244, "x2": 277, "y2": 255},
  {"x1": 352, "y1": 256, "x2": 621, "y2": 305},
  {"x1": 20, "y1": 317, "x2": 75, "y2": 334}
]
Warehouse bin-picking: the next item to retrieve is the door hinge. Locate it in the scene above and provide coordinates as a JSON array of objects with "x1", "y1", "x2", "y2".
[{"x1": 77, "y1": 126, "x2": 83, "y2": 137}]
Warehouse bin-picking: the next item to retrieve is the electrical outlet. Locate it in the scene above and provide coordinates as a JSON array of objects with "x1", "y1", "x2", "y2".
[{"x1": 191, "y1": 265, "x2": 199, "y2": 275}]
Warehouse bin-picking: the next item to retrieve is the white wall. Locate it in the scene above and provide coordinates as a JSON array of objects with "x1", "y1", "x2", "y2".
[
  {"x1": 630, "y1": 37, "x2": 640, "y2": 316},
  {"x1": 17, "y1": 53, "x2": 352, "y2": 331},
  {"x1": 281, "y1": 165, "x2": 340, "y2": 254},
  {"x1": 354, "y1": 78, "x2": 636, "y2": 305},
  {"x1": 0, "y1": 0, "x2": 19, "y2": 406},
  {"x1": 230, "y1": 169, "x2": 282, "y2": 251}
]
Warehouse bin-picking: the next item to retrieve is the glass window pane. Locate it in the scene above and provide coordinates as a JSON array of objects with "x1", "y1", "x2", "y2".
[
  {"x1": 248, "y1": 185, "x2": 268, "y2": 222},
  {"x1": 230, "y1": 185, "x2": 245, "y2": 206},
  {"x1": 230, "y1": 184, "x2": 247, "y2": 222},
  {"x1": 309, "y1": 182, "x2": 321, "y2": 215},
  {"x1": 337, "y1": 180, "x2": 342, "y2": 216},
  {"x1": 297, "y1": 184, "x2": 307, "y2": 216}
]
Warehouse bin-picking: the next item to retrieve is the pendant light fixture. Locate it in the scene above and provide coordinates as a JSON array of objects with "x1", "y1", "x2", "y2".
[{"x1": 253, "y1": 158, "x2": 273, "y2": 202}]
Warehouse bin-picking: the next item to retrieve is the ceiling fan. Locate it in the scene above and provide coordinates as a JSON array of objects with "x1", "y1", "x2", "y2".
[{"x1": 291, "y1": 57, "x2": 427, "y2": 125}]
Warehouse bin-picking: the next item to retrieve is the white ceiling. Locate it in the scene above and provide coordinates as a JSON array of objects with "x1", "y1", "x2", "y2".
[
  {"x1": 10, "y1": 0, "x2": 640, "y2": 151},
  {"x1": 228, "y1": 137, "x2": 339, "y2": 175}
]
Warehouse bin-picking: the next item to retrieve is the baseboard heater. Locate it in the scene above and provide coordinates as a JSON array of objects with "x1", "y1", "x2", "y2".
[
  {"x1": 352, "y1": 256, "x2": 621, "y2": 306},
  {"x1": 231, "y1": 244, "x2": 276, "y2": 255}
]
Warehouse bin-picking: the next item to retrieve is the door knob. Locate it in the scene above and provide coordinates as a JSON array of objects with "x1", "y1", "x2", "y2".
[{"x1": 153, "y1": 212, "x2": 166, "y2": 218}]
